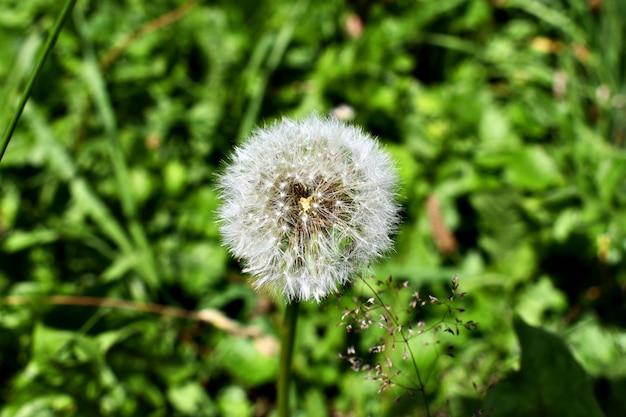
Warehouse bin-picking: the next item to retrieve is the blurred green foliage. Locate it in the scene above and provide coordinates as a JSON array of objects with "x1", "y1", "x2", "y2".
[{"x1": 1, "y1": 0, "x2": 625, "y2": 416}]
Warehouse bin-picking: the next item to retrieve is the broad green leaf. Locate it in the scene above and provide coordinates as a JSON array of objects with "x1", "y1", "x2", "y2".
[
  {"x1": 129, "y1": 167, "x2": 154, "y2": 204},
  {"x1": 32, "y1": 324, "x2": 99, "y2": 366},
  {"x1": 178, "y1": 242, "x2": 228, "y2": 295},
  {"x1": 216, "y1": 386, "x2": 252, "y2": 417},
  {"x1": 484, "y1": 317, "x2": 605, "y2": 417},
  {"x1": 163, "y1": 161, "x2": 187, "y2": 196},
  {"x1": 566, "y1": 317, "x2": 626, "y2": 377},
  {"x1": 167, "y1": 382, "x2": 217, "y2": 417},
  {"x1": 514, "y1": 276, "x2": 568, "y2": 325},
  {"x1": 505, "y1": 145, "x2": 561, "y2": 191},
  {"x1": 480, "y1": 106, "x2": 512, "y2": 148},
  {"x1": 214, "y1": 337, "x2": 278, "y2": 387}
]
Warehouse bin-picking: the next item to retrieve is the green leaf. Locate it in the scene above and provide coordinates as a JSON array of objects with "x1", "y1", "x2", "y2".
[
  {"x1": 32, "y1": 324, "x2": 100, "y2": 366},
  {"x1": 514, "y1": 276, "x2": 568, "y2": 325},
  {"x1": 178, "y1": 242, "x2": 228, "y2": 294},
  {"x1": 483, "y1": 317, "x2": 605, "y2": 417},
  {"x1": 2, "y1": 229, "x2": 59, "y2": 252},
  {"x1": 216, "y1": 386, "x2": 252, "y2": 417},
  {"x1": 0, "y1": 394, "x2": 75, "y2": 417},
  {"x1": 480, "y1": 106, "x2": 512, "y2": 147},
  {"x1": 214, "y1": 337, "x2": 278, "y2": 387},
  {"x1": 304, "y1": 389, "x2": 328, "y2": 417},
  {"x1": 566, "y1": 317, "x2": 626, "y2": 377},
  {"x1": 505, "y1": 145, "x2": 561, "y2": 191},
  {"x1": 163, "y1": 161, "x2": 187, "y2": 196},
  {"x1": 167, "y1": 382, "x2": 217, "y2": 417},
  {"x1": 129, "y1": 167, "x2": 154, "y2": 204}
]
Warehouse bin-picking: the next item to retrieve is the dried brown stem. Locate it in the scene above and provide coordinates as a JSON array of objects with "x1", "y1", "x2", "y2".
[
  {"x1": 3, "y1": 295, "x2": 261, "y2": 338},
  {"x1": 426, "y1": 194, "x2": 457, "y2": 255}
]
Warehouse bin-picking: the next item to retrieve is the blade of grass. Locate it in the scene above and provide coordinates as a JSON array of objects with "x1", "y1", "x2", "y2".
[
  {"x1": 0, "y1": 0, "x2": 78, "y2": 163},
  {"x1": 72, "y1": 5, "x2": 159, "y2": 288},
  {"x1": 422, "y1": 33, "x2": 479, "y2": 55},
  {"x1": 507, "y1": 0, "x2": 586, "y2": 44},
  {"x1": 0, "y1": 32, "x2": 41, "y2": 130},
  {"x1": 237, "y1": 0, "x2": 310, "y2": 141},
  {"x1": 22, "y1": 104, "x2": 134, "y2": 255}
]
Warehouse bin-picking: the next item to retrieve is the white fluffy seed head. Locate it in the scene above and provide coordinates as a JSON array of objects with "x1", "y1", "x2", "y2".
[{"x1": 216, "y1": 115, "x2": 400, "y2": 303}]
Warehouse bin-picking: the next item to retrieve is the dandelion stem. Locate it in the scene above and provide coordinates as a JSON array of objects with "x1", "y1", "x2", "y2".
[
  {"x1": 278, "y1": 301, "x2": 300, "y2": 417},
  {"x1": 0, "y1": 0, "x2": 78, "y2": 163}
]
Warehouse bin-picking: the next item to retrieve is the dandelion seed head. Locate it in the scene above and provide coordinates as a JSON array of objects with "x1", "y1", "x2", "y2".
[{"x1": 217, "y1": 115, "x2": 400, "y2": 302}]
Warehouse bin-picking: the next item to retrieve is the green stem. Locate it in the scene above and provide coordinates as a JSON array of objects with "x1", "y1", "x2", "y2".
[
  {"x1": 277, "y1": 301, "x2": 300, "y2": 417},
  {"x1": 0, "y1": 0, "x2": 78, "y2": 163}
]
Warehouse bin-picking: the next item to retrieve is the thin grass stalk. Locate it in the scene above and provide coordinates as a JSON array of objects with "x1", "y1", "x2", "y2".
[
  {"x1": 278, "y1": 301, "x2": 300, "y2": 417},
  {"x1": 0, "y1": 0, "x2": 78, "y2": 163}
]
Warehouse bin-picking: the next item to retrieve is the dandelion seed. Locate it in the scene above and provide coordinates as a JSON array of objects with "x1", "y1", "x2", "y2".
[{"x1": 217, "y1": 116, "x2": 400, "y2": 302}]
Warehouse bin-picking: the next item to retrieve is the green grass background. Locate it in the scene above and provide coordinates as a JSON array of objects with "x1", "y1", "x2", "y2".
[{"x1": 0, "y1": 0, "x2": 625, "y2": 416}]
